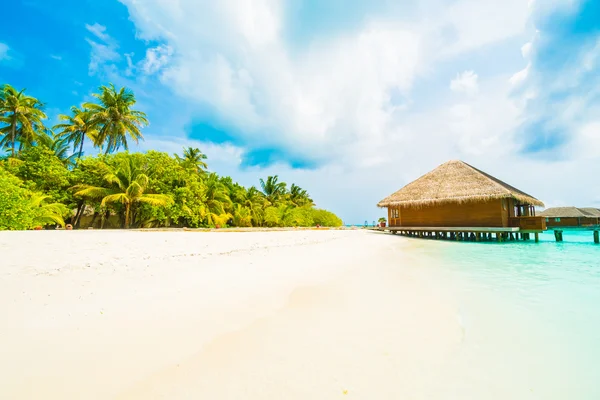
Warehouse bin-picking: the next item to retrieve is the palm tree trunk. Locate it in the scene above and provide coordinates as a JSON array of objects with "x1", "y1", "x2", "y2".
[
  {"x1": 73, "y1": 200, "x2": 85, "y2": 228},
  {"x1": 90, "y1": 211, "x2": 99, "y2": 228},
  {"x1": 101, "y1": 209, "x2": 110, "y2": 229},
  {"x1": 76, "y1": 135, "x2": 85, "y2": 164},
  {"x1": 10, "y1": 123, "x2": 16, "y2": 157},
  {"x1": 125, "y1": 203, "x2": 131, "y2": 229}
]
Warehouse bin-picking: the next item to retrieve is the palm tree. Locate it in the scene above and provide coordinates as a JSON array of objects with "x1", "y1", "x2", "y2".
[
  {"x1": 29, "y1": 194, "x2": 69, "y2": 228},
  {"x1": 259, "y1": 175, "x2": 287, "y2": 205},
  {"x1": 175, "y1": 147, "x2": 208, "y2": 173},
  {"x1": 204, "y1": 173, "x2": 232, "y2": 226},
  {"x1": 232, "y1": 204, "x2": 253, "y2": 227},
  {"x1": 289, "y1": 183, "x2": 314, "y2": 207},
  {"x1": 0, "y1": 84, "x2": 47, "y2": 157},
  {"x1": 54, "y1": 106, "x2": 99, "y2": 162},
  {"x1": 84, "y1": 84, "x2": 148, "y2": 154},
  {"x1": 73, "y1": 156, "x2": 172, "y2": 228},
  {"x1": 238, "y1": 186, "x2": 267, "y2": 226},
  {"x1": 35, "y1": 129, "x2": 78, "y2": 167}
]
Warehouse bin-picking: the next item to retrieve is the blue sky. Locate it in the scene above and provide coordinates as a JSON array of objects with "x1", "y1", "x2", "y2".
[{"x1": 1, "y1": 0, "x2": 599, "y2": 223}]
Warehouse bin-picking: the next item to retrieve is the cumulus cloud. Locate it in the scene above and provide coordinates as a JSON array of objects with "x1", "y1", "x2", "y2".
[
  {"x1": 85, "y1": 23, "x2": 120, "y2": 75},
  {"x1": 450, "y1": 70, "x2": 479, "y2": 95},
  {"x1": 117, "y1": 0, "x2": 537, "y2": 170}
]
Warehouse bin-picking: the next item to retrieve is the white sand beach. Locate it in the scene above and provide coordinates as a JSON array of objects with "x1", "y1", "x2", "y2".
[{"x1": 0, "y1": 230, "x2": 462, "y2": 399}]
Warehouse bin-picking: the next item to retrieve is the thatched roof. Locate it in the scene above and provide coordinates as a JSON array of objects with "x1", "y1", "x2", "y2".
[
  {"x1": 580, "y1": 208, "x2": 600, "y2": 217},
  {"x1": 377, "y1": 160, "x2": 544, "y2": 208},
  {"x1": 540, "y1": 207, "x2": 600, "y2": 218}
]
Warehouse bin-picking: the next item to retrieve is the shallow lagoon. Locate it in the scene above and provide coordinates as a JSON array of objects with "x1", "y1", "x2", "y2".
[{"x1": 402, "y1": 231, "x2": 600, "y2": 399}]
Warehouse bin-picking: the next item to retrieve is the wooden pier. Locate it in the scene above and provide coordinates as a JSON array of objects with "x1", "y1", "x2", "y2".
[
  {"x1": 375, "y1": 226, "x2": 542, "y2": 242},
  {"x1": 374, "y1": 226, "x2": 600, "y2": 244}
]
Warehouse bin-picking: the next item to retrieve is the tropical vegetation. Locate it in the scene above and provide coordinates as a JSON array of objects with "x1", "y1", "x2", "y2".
[{"x1": 0, "y1": 83, "x2": 342, "y2": 230}]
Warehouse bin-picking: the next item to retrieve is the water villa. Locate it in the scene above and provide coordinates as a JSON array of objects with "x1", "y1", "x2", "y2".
[
  {"x1": 538, "y1": 207, "x2": 600, "y2": 243},
  {"x1": 539, "y1": 207, "x2": 600, "y2": 228},
  {"x1": 377, "y1": 160, "x2": 546, "y2": 242}
]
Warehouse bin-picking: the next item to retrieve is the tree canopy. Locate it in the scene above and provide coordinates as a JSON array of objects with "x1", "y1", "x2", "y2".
[{"x1": 0, "y1": 82, "x2": 342, "y2": 230}]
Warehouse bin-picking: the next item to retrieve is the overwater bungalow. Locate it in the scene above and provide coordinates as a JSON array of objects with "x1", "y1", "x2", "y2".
[
  {"x1": 539, "y1": 207, "x2": 600, "y2": 228},
  {"x1": 377, "y1": 160, "x2": 546, "y2": 241}
]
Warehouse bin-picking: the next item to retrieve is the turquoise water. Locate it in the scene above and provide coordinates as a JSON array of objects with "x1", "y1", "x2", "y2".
[{"x1": 408, "y1": 231, "x2": 600, "y2": 399}]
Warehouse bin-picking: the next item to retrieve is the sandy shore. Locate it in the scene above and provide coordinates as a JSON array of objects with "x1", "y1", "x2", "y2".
[{"x1": 0, "y1": 230, "x2": 462, "y2": 399}]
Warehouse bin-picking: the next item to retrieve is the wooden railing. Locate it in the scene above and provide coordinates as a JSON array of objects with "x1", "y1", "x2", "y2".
[{"x1": 509, "y1": 216, "x2": 547, "y2": 231}]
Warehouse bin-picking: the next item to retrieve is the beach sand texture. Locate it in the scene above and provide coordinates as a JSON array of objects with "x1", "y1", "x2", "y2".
[{"x1": 1, "y1": 230, "x2": 461, "y2": 399}]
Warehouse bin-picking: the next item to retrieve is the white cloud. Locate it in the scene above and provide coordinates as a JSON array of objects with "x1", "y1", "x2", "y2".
[
  {"x1": 140, "y1": 45, "x2": 173, "y2": 75},
  {"x1": 124, "y1": 52, "x2": 135, "y2": 76},
  {"x1": 120, "y1": 0, "x2": 423, "y2": 165},
  {"x1": 450, "y1": 70, "x2": 479, "y2": 95},
  {"x1": 85, "y1": 23, "x2": 111, "y2": 42},
  {"x1": 0, "y1": 42, "x2": 9, "y2": 60},
  {"x1": 50, "y1": 54, "x2": 62, "y2": 61},
  {"x1": 117, "y1": 0, "x2": 536, "y2": 168},
  {"x1": 431, "y1": 0, "x2": 530, "y2": 57},
  {"x1": 85, "y1": 23, "x2": 120, "y2": 75}
]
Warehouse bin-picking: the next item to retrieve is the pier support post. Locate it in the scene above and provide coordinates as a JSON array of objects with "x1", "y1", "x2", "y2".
[
  {"x1": 535, "y1": 233, "x2": 539, "y2": 243},
  {"x1": 594, "y1": 230, "x2": 599, "y2": 244},
  {"x1": 554, "y1": 230, "x2": 563, "y2": 242}
]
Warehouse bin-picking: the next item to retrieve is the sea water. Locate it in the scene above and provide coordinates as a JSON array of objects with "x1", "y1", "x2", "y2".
[{"x1": 406, "y1": 231, "x2": 600, "y2": 399}]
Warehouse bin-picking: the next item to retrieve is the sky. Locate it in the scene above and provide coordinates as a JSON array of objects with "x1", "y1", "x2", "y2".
[{"x1": 1, "y1": 0, "x2": 599, "y2": 224}]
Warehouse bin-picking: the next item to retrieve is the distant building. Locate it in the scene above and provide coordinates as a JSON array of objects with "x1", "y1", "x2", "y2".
[
  {"x1": 377, "y1": 160, "x2": 546, "y2": 231},
  {"x1": 539, "y1": 207, "x2": 600, "y2": 228}
]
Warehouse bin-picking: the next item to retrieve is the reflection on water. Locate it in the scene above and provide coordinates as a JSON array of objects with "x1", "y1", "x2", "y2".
[{"x1": 399, "y1": 231, "x2": 600, "y2": 399}]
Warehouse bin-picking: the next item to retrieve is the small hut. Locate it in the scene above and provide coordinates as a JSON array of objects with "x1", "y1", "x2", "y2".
[
  {"x1": 539, "y1": 207, "x2": 600, "y2": 228},
  {"x1": 377, "y1": 160, "x2": 546, "y2": 231}
]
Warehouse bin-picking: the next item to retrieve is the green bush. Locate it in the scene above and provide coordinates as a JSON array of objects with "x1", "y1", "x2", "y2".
[
  {"x1": 310, "y1": 208, "x2": 343, "y2": 227},
  {"x1": 0, "y1": 168, "x2": 39, "y2": 230}
]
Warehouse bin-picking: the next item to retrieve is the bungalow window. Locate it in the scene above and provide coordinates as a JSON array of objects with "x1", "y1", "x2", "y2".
[
  {"x1": 391, "y1": 209, "x2": 399, "y2": 218},
  {"x1": 555, "y1": 218, "x2": 561, "y2": 222},
  {"x1": 545, "y1": 218, "x2": 549, "y2": 222}
]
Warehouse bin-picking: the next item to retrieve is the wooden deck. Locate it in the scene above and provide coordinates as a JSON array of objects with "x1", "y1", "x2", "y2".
[
  {"x1": 546, "y1": 226, "x2": 600, "y2": 231},
  {"x1": 374, "y1": 225, "x2": 600, "y2": 244},
  {"x1": 375, "y1": 226, "x2": 539, "y2": 242},
  {"x1": 384, "y1": 226, "x2": 519, "y2": 233}
]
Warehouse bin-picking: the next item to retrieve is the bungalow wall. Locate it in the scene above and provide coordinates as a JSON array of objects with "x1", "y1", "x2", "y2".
[
  {"x1": 545, "y1": 217, "x2": 600, "y2": 227},
  {"x1": 388, "y1": 199, "x2": 507, "y2": 228}
]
